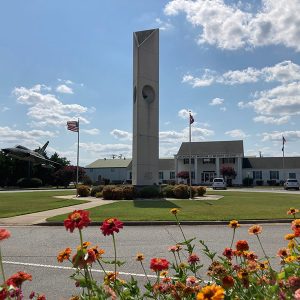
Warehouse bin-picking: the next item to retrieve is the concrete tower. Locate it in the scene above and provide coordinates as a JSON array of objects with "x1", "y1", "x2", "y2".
[{"x1": 132, "y1": 29, "x2": 159, "y2": 186}]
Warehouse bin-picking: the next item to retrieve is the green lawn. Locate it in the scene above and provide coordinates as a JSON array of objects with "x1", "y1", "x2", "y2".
[
  {"x1": 0, "y1": 191, "x2": 87, "y2": 218},
  {"x1": 47, "y1": 191, "x2": 300, "y2": 222}
]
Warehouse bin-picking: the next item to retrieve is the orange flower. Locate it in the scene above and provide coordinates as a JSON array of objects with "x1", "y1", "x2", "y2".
[
  {"x1": 287, "y1": 208, "x2": 299, "y2": 215},
  {"x1": 77, "y1": 241, "x2": 91, "y2": 251},
  {"x1": 150, "y1": 258, "x2": 170, "y2": 272},
  {"x1": 277, "y1": 248, "x2": 290, "y2": 258},
  {"x1": 222, "y1": 275, "x2": 234, "y2": 289},
  {"x1": 0, "y1": 228, "x2": 10, "y2": 241},
  {"x1": 196, "y1": 284, "x2": 225, "y2": 300},
  {"x1": 236, "y1": 240, "x2": 249, "y2": 252},
  {"x1": 57, "y1": 247, "x2": 72, "y2": 263},
  {"x1": 245, "y1": 251, "x2": 258, "y2": 261},
  {"x1": 64, "y1": 210, "x2": 91, "y2": 233},
  {"x1": 100, "y1": 218, "x2": 123, "y2": 236},
  {"x1": 91, "y1": 246, "x2": 105, "y2": 259},
  {"x1": 104, "y1": 272, "x2": 118, "y2": 284},
  {"x1": 292, "y1": 219, "x2": 300, "y2": 236},
  {"x1": 170, "y1": 208, "x2": 180, "y2": 215},
  {"x1": 248, "y1": 225, "x2": 262, "y2": 235},
  {"x1": 168, "y1": 244, "x2": 182, "y2": 252},
  {"x1": 228, "y1": 220, "x2": 240, "y2": 229},
  {"x1": 6, "y1": 271, "x2": 32, "y2": 287},
  {"x1": 136, "y1": 252, "x2": 145, "y2": 261},
  {"x1": 285, "y1": 233, "x2": 295, "y2": 240}
]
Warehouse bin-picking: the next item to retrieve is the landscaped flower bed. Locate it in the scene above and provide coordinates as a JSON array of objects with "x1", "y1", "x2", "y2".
[{"x1": 1, "y1": 208, "x2": 300, "y2": 299}]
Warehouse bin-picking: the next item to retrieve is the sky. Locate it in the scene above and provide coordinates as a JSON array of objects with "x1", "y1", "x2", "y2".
[{"x1": 1, "y1": 0, "x2": 300, "y2": 166}]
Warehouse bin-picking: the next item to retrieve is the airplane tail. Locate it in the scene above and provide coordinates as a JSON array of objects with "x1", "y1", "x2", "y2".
[{"x1": 37, "y1": 141, "x2": 49, "y2": 154}]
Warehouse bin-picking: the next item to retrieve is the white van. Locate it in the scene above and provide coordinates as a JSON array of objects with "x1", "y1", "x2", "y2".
[{"x1": 212, "y1": 178, "x2": 227, "y2": 190}]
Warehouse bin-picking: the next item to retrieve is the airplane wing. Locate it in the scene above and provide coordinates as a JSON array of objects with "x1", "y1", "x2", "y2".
[{"x1": 29, "y1": 152, "x2": 61, "y2": 165}]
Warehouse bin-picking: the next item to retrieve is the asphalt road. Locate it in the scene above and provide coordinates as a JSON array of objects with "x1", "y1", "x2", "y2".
[{"x1": 1, "y1": 224, "x2": 292, "y2": 299}]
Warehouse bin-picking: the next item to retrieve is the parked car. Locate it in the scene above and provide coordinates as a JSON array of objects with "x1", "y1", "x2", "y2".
[
  {"x1": 284, "y1": 179, "x2": 300, "y2": 190},
  {"x1": 212, "y1": 177, "x2": 227, "y2": 190}
]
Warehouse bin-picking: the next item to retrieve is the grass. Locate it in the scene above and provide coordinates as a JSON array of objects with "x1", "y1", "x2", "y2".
[
  {"x1": 0, "y1": 191, "x2": 87, "y2": 218},
  {"x1": 47, "y1": 191, "x2": 300, "y2": 222}
]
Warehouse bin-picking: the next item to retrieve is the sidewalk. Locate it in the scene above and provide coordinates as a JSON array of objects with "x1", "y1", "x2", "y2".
[{"x1": 0, "y1": 196, "x2": 116, "y2": 226}]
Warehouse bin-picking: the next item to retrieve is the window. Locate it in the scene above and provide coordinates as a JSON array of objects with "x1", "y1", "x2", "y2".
[
  {"x1": 183, "y1": 158, "x2": 194, "y2": 164},
  {"x1": 252, "y1": 171, "x2": 262, "y2": 180},
  {"x1": 289, "y1": 173, "x2": 296, "y2": 179},
  {"x1": 270, "y1": 171, "x2": 279, "y2": 180},
  {"x1": 90, "y1": 169, "x2": 93, "y2": 173},
  {"x1": 222, "y1": 158, "x2": 235, "y2": 164},
  {"x1": 170, "y1": 171, "x2": 175, "y2": 179},
  {"x1": 191, "y1": 171, "x2": 195, "y2": 179},
  {"x1": 203, "y1": 158, "x2": 215, "y2": 164},
  {"x1": 159, "y1": 172, "x2": 164, "y2": 180}
]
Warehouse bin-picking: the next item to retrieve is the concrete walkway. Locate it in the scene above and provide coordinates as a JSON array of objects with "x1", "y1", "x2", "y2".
[{"x1": 0, "y1": 196, "x2": 116, "y2": 226}]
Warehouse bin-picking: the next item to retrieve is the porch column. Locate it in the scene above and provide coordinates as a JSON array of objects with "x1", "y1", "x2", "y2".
[
  {"x1": 175, "y1": 155, "x2": 178, "y2": 184},
  {"x1": 195, "y1": 157, "x2": 198, "y2": 184},
  {"x1": 237, "y1": 157, "x2": 243, "y2": 185},
  {"x1": 216, "y1": 158, "x2": 220, "y2": 177}
]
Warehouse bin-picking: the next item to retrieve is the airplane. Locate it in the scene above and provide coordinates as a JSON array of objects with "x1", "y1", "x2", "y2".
[{"x1": 1, "y1": 141, "x2": 60, "y2": 168}]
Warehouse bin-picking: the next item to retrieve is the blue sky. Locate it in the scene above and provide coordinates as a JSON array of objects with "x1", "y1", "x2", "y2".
[{"x1": 1, "y1": 0, "x2": 300, "y2": 165}]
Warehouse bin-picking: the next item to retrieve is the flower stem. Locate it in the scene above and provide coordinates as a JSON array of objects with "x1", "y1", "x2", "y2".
[
  {"x1": 256, "y1": 235, "x2": 272, "y2": 269},
  {"x1": 112, "y1": 233, "x2": 117, "y2": 282},
  {"x1": 0, "y1": 246, "x2": 6, "y2": 282},
  {"x1": 140, "y1": 261, "x2": 151, "y2": 286},
  {"x1": 175, "y1": 215, "x2": 188, "y2": 243},
  {"x1": 230, "y1": 228, "x2": 236, "y2": 249}
]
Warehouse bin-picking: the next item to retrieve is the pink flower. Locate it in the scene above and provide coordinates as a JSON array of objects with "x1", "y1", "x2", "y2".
[
  {"x1": 295, "y1": 289, "x2": 300, "y2": 300},
  {"x1": 100, "y1": 218, "x2": 123, "y2": 236},
  {"x1": 0, "y1": 228, "x2": 10, "y2": 241}
]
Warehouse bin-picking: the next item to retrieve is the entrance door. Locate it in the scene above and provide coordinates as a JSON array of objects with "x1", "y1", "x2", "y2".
[{"x1": 201, "y1": 172, "x2": 216, "y2": 184}]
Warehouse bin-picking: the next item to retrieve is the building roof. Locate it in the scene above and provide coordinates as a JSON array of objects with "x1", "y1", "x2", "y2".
[
  {"x1": 85, "y1": 159, "x2": 132, "y2": 168},
  {"x1": 243, "y1": 157, "x2": 300, "y2": 169},
  {"x1": 158, "y1": 158, "x2": 175, "y2": 170},
  {"x1": 177, "y1": 140, "x2": 244, "y2": 157}
]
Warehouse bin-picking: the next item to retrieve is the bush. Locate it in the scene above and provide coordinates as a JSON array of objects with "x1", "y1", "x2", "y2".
[
  {"x1": 17, "y1": 177, "x2": 42, "y2": 188},
  {"x1": 111, "y1": 187, "x2": 124, "y2": 200},
  {"x1": 102, "y1": 185, "x2": 115, "y2": 200},
  {"x1": 243, "y1": 177, "x2": 253, "y2": 186},
  {"x1": 91, "y1": 185, "x2": 103, "y2": 197},
  {"x1": 256, "y1": 179, "x2": 264, "y2": 186},
  {"x1": 95, "y1": 192, "x2": 103, "y2": 198},
  {"x1": 162, "y1": 185, "x2": 175, "y2": 198},
  {"x1": 77, "y1": 185, "x2": 90, "y2": 197},
  {"x1": 122, "y1": 185, "x2": 135, "y2": 200},
  {"x1": 138, "y1": 186, "x2": 160, "y2": 198},
  {"x1": 173, "y1": 184, "x2": 189, "y2": 199},
  {"x1": 197, "y1": 186, "x2": 206, "y2": 196}
]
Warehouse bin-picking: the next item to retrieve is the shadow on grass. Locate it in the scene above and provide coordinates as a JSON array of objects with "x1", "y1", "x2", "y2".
[{"x1": 133, "y1": 199, "x2": 180, "y2": 208}]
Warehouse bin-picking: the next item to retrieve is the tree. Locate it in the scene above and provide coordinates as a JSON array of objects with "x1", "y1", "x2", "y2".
[
  {"x1": 176, "y1": 171, "x2": 189, "y2": 179},
  {"x1": 220, "y1": 166, "x2": 237, "y2": 178},
  {"x1": 53, "y1": 166, "x2": 86, "y2": 188}
]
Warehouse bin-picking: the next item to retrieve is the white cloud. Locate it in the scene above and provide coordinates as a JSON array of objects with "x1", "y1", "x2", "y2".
[
  {"x1": 261, "y1": 131, "x2": 300, "y2": 142},
  {"x1": 225, "y1": 129, "x2": 248, "y2": 139},
  {"x1": 13, "y1": 85, "x2": 89, "y2": 127},
  {"x1": 253, "y1": 115, "x2": 290, "y2": 125},
  {"x1": 56, "y1": 84, "x2": 73, "y2": 94},
  {"x1": 178, "y1": 108, "x2": 197, "y2": 119},
  {"x1": 82, "y1": 128, "x2": 100, "y2": 135},
  {"x1": 155, "y1": 18, "x2": 173, "y2": 31},
  {"x1": 220, "y1": 107, "x2": 227, "y2": 111},
  {"x1": 110, "y1": 129, "x2": 132, "y2": 141},
  {"x1": 209, "y1": 97, "x2": 224, "y2": 106},
  {"x1": 164, "y1": 0, "x2": 300, "y2": 51},
  {"x1": 1, "y1": 106, "x2": 10, "y2": 112},
  {"x1": 182, "y1": 70, "x2": 215, "y2": 87},
  {"x1": 220, "y1": 67, "x2": 260, "y2": 85}
]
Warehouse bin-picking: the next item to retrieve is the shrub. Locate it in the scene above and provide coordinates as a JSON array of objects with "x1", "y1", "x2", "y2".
[
  {"x1": 256, "y1": 179, "x2": 264, "y2": 186},
  {"x1": 91, "y1": 185, "x2": 103, "y2": 197},
  {"x1": 122, "y1": 185, "x2": 135, "y2": 200},
  {"x1": 77, "y1": 185, "x2": 90, "y2": 197},
  {"x1": 197, "y1": 186, "x2": 206, "y2": 196},
  {"x1": 173, "y1": 184, "x2": 189, "y2": 199},
  {"x1": 111, "y1": 187, "x2": 124, "y2": 200},
  {"x1": 162, "y1": 185, "x2": 175, "y2": 198},
  {"x1": 102, "y1": 185, "x2": 115, "y2": 200},
  {"x1": 138, "y1": 186, "x2": 160, "y2": 198},
  {"x1": 95, "y1": 191, "x2": 103, "y2": 198},
  {"x1": 243, "y1": 177, "x2": 253, "y2": 186},
  {"x1": 17, "y1": 177, "x2": 42, "y2": 188}
]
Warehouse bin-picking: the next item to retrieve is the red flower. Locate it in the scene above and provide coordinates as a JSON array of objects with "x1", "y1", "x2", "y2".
[
  {"x1": 222, "y1": 275, "x2": 234, "y2": 289},
  {"x1": 64, "y1": 210, "x2": 91, "y2": 233},
  {"x1": 222, "y1": 247, "x2": 233, "y2": 260},
  {"x1": 0, "y1": 228, "x2": 10, "y2": 241},
  {"x1": 37, "y1": 295, "x2": 46, "y2": 300},
  {"x1": 6, "y1": 271, "x2": 32, "y2": 287},
  {"x1": 236, "y1": 240, "x2": 249, "y2": 252},
  {"x1": 0, "y1": 288, "x2": 8, "y2": 300},
  {"x1": 188, "y1": 253, "x2": 200, "y2": 264},
  {"x1": 150, "y1": 258, "x2": 170, "y2": 272},
  {"x1": 100, "y1": 218, "x2": 123, "y2": 236}
]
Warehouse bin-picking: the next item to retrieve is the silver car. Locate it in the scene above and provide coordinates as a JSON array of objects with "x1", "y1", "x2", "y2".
[
  {"x1": 212, "y1": 178, "x2": 227, "y2": 190},
  {"x1": 284, "y1": 179, "x2": 300, "y2": 190}
]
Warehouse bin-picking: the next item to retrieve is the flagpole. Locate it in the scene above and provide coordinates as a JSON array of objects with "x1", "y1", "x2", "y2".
[
  {"x1": 76, "y1": 118, "x2": 79, "y2": 194},
  {"x1": 189, "y1": 111, "x2": 192, "y2": 199},
  {"x1": 282, "y1": 136, "x2": 285, "y2": 181}
]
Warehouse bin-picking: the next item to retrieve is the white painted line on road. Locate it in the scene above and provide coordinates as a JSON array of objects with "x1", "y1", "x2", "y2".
[{"x1": 3, "y1": 260, "x2": 157, "y2": 278}]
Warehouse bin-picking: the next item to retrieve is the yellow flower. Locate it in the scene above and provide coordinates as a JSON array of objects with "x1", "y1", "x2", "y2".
[
  {"x1": 285, "y1": 233, "x2": 295, "y2": 240},
  {"x1": 196, "y1": 284, "x2": 225, "y2": 300},
  {"x1": 258, "y1": 261, "x2": 268, "y2": 270},
  {"x1": 288, "y1": 240, "x2": 296, "y2": 249},
  {"x1": 284, "y1": 255, "x2": 297, "y2": 263},
  {"x1": 228, "y1": 220, "x2": 240, "y2": 229},
  {"x1": 135, "y1": 252, "x2": 145, "y2": 261},
  {"x1": 287, "y1": 208, "x2": 299, "y2": 215},
  {"x1": 76, "y1": 241, "x2": 91, "y2": 251},
  {"x1": 170, "y1": 208, "x2": 180, "y2": 215},
  {"x1": 248, "y1": 225, "x2": 262, "y2": 235},
  {"x1": 160, "y1": 271, "x2": 168, "y2": 277}
]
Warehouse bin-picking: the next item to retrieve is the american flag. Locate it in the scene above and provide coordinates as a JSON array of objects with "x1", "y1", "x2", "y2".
[
  {"x1": 282, "y1": 136, "x2": 286, "y2": 152},
  {"x1": 67, "y1": 121, "x2": 79, "y2": 132},
  {"x1": 189, "y1": 113, "x2": 194, "y2": 125}
]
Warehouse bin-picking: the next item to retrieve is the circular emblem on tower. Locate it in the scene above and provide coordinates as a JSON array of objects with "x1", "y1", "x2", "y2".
[{"x1": 142, "y1": 85, "x2": 155, "y2": 103}]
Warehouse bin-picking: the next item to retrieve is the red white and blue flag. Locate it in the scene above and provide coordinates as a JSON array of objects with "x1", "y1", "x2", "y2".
[
  {"x1": 67, "y1": 121, "x2": 79, "y2": 132},
  {"x1": 282, "y1": 136, "x2": 286, "y2": 152},
  {"x1": 189, "y1": 113, "x2": 194, "y2": 125}
]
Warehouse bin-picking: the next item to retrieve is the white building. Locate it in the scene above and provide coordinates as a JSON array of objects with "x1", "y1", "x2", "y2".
[{"x1": 85, "y1": 140, "x2": 300, "y2": 186}]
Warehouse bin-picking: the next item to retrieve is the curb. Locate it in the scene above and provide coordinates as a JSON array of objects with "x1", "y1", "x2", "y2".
[{"x1": 36, "y1": 219, "x2": 294, "y2": 226}]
